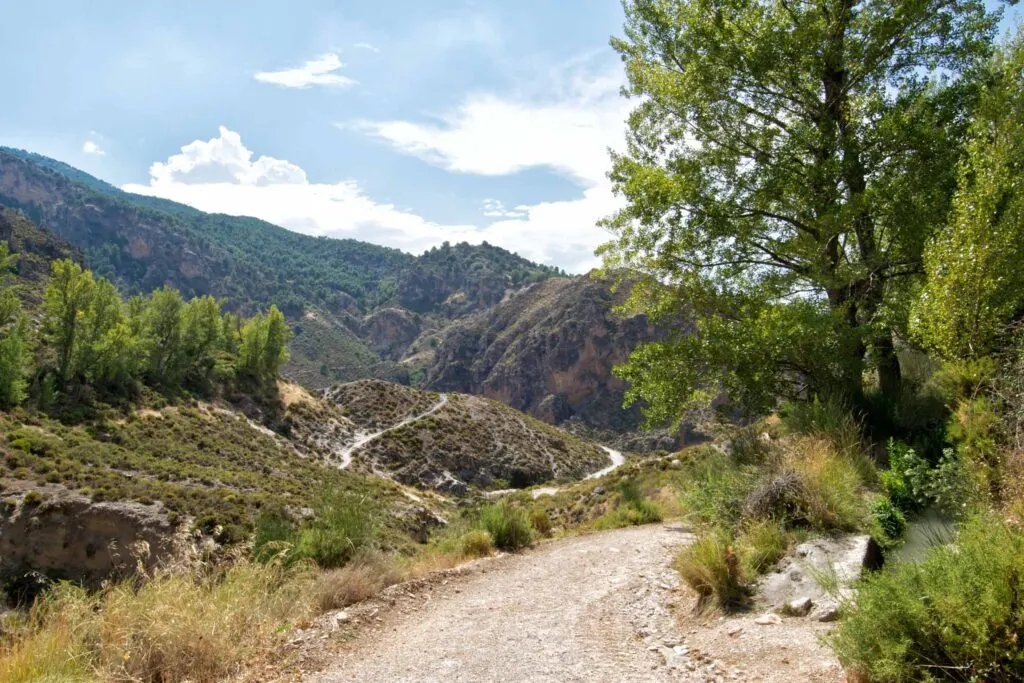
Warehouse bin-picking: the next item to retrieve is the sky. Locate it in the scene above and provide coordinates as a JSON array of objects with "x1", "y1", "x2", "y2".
[{"x1": 0, "y1": 1, "x2": 1020, "y2": 273}]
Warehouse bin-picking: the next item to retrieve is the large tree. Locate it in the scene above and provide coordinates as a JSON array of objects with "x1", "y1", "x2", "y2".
[{"x1": 601, "y1": 0, "x2": 1004, "y2": 421}]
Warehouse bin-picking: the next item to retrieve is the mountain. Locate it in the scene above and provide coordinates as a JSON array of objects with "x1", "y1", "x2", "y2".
[
  {"x1": 0, "y1": 148, "x2": 660, "y2": 438},
  {"x1": 425, "y1": 275, "x2": 661, "y2": 432},
  {"x1": 0, "y1": 206, "x2": 80, "y2": 308},
  {"x1": 0, "y1": 147, "x2": 560, "y2": 378}
]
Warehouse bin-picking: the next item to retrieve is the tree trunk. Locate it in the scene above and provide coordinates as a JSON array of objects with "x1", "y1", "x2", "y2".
[{"x1": 873, "y1": 332, "x2": 902, "y2": 399}]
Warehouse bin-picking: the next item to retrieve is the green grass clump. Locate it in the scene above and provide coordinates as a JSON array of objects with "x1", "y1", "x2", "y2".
[
  {"x1": 591, "y1": 477, "x2": 665, "y2": 530},
  {"x1": 252, "y1": 488, "x2": 379, "y2": 569},
  {"x1": 738, "y1": 519, "x2": 787, "y2": 575},
  {"x1": 476, "y1": 503, "x2": 533, "y2": 551},
  {"x1": 832, "y1": 516, "x2": 1024, "y2": 682},
  {"x1": 676, "y1": 531, "x2": 751, "y2": 611}
]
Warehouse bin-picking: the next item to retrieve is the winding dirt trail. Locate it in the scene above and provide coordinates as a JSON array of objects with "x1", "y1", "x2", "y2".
[
  {"x1": 307, "y1": 525, "x2": 844, "y2": 683},
  {"x1": 339, "y1": 394, "x2": 448, "y2": 469}
]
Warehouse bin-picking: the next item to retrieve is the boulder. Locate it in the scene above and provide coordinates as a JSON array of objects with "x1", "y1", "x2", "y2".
[{"x1": 757, "y1": 535, "x2": 882, "y2": 616}]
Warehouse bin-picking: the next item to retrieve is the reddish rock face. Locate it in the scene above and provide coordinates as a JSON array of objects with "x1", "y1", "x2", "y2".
[{"x1": 427, "y1": 276, "x2": 666, "y2": 433}]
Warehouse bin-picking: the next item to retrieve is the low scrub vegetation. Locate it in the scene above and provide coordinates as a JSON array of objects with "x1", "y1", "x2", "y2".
[
  {"x1": 477, "y1": 502, "x2": 534, "y2": 551},
  {"x1": 832, "y1": 516, "x2": 1024, "y2": 682},
  {"x1": 672, "y1": 416, "x2": 875, "y2": 610}
]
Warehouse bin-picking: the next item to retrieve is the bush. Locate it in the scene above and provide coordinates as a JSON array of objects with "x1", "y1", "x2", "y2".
[
  {"x1": 459, "y1": 529, "x2": 495, "y2": 558},
  {"x1": 869, "y1": 497, "x2": 908, "y2": 551},
  {"x1": 743, "y1": 470, "x2": 810, "y2": 525},
  {"x1": 678, "y1": 447, "x2": 759, "y2": 529},
  {"x1": 313, "y1": 551, "x2": 402, "y2": 611},
  {"x1": 477, "y1": 503, "x2": 533, "y2": 551},
  {"x1": 884, "y1": 440, "x2": 977, "y2": 516},
  {"x1": 676, "y1": 531, "x2": 750, "y2": 611},
  {"x1": 294, "y1": 488, "x2": 379, "y2": 568},
  {"x1": 785, "y1": 437, "x2": 867, "y2": 531},
  {"x1": 832, "y1": 516, "x2": 1024, "y2": 682},
  {"x1": 529, "y1": 509, "x2": 553, "y2": 537}
]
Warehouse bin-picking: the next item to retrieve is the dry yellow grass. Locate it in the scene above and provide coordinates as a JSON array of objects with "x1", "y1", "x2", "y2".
[
  {"x1": 0, "y1": 562, "x2": 315, "y2": 683},
  {"x1": 314, "y1": 552, "x2": 403, "y2": 611}
]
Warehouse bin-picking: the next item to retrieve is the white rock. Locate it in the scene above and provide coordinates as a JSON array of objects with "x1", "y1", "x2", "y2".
[
  {"x1": 754, "y1": 613, "x2": 782, "y2": 625},
  {"x1": 335, "y1": 611, "x2": 351, "y2": 624}
]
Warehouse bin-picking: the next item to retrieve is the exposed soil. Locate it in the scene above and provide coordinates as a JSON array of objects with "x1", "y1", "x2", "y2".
[{"x1": 289, "y1": 524, "x2": 843, "y2": 683}]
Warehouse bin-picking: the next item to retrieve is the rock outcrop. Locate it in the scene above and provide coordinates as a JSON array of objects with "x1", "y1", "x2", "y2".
[
  {"x1": 0, "y1": 482, "x2": 184, "y2": 590},
  {"x1": 427, "y1": 276, "x2": 662, "y2": 433},
  {"x1": 361, "y1": 308, "x2": 421, "y2": 360}
]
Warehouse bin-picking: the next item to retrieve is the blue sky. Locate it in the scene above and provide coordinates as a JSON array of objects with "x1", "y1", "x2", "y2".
[{"x1": 1, "y1": 1, "x2": 1021, "y2": 272}]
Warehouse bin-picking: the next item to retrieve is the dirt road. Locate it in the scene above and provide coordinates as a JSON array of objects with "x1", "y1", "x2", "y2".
[{"x1": 309, "y1": 524, "x2": 843, "y2": 682}]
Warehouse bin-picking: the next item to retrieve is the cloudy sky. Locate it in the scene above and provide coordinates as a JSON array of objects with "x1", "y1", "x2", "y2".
[{"x1": 0, "y1": 1, "x2": 1020, "y2": 272}]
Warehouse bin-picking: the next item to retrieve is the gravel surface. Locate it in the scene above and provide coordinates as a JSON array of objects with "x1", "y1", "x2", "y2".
[{"x1": 308, "y1": 524, "x2": 844, "y2": 683}]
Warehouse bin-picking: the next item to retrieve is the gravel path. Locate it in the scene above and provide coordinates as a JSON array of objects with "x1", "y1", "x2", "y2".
[
  {"x1": 339, "y1": 394, "x2": 448, "y2": 469},
  {"x1": 309, "y1": 524, "x2": 844, "y2": 682}
]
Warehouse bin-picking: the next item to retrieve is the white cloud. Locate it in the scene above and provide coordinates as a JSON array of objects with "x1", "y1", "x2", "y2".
[
  {"x1": 254, "y1": 53, "x2": 356, "y2": 89},
  {"x1": 481, "y1": 198, "x2": 526, "y2": 218},
  {"x1": 123, "y1": 62, "x2": 628, "y2": 273},
  {"x1": 353, "y1": 42, "x2": 379, "y2": 53},
  {"x1": 82, "y1": 140, "x2": 105, "y2": 156}
]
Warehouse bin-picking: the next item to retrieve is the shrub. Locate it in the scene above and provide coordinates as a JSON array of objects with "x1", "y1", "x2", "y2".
[
  {"x1": 832, "y1": 516, "x2": 1024, "y2": 682},
  {"x1": 742, "y1": 470, "x2": 810, "y2": 525},
  {"x1": 786, "y1": 437, "x2": 867, "y2": 531},
  {"x1": 295, "y1": 488, "x2": 379, "y2": 568},
  {"x1": 676, "y1": 531, "x2": 750, "y2": 611},
  {"x1": 884, "y1": 440, "x2": 978, "y2": 516},
  {"x1": 678, "y1": 447, "x2": 759, "y2": 529},
  {"x1": 459, "y1": 529, "x2": 494, "y2": 558},
  {"x1": 869, "y1": 497, "x2": 907, "y2": 551},
  {"x1": 476, "y1": 503, "x2": 533, "y2": 551}
]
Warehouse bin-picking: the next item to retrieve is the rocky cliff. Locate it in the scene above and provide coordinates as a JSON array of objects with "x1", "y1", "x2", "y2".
[
  {"x1": 426, "y1": 276, "x2": 661, "y2": 433},
  {"x1": 0, "y1": 482, "x2": 183, "y2": 591}
]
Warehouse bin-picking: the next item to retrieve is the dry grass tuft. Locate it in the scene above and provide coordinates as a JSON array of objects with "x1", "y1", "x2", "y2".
[
  {"x1": 314, "y1": 551, "x2": 403, "y2": 611},
  {"x1": 0, "y1": 561, "x2": 314, "y2": 683}
]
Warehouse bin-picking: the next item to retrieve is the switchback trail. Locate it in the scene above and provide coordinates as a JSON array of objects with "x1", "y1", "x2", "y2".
[
  {"x1": 339, "y1": 394, "x2": 448, "y2": 469},
  {"x1": 308, "y1": 525, "x2": 844, "y2": 682}
]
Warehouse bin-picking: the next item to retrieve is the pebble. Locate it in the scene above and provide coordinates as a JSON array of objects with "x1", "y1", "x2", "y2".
[
  {"x1": 754, "y1": 613, "x2": 782, "y2": 626},
  {"x1": 727, "y1": 625, "x2": 743, "y2": 637},
  {"x1": 334, "y1": 611, "x2": 351, "y2": 624}
]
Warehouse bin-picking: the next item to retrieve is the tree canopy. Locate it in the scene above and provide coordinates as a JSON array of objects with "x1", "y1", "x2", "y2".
[
  {"x1": 600, "y1": 0, "x2": 1006, "y2": 422},
  {"x1": 913, "y1": 36, "x2": 1024, "y2": 360}
]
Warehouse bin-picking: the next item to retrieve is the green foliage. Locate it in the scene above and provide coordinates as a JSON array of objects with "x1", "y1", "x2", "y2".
[
  {"x1": 883, "y1": 440, "x2": 978, "y2": 516},
  {"x1": 601, "y1": 0, "x2": 1002, "y2": 421},
  {"x1": 870, "y1": 498, "x2": 908, "y2": 552},
  {"x1": 0, "y1": 242, "x2": 27, "y2": 407},
  {"x1": 677, "y1": 447, "x2": 759, "y2": 529},
  {"x1": 238, "y1": 305, "x2": 291, "y2": 380},
  {"x1": 476, "y1": 503, "x2": 533, "y2": 551},
  {"x1": 293, "y1": 488, "x2": 379, "y2": 569},
  {"x1": 737, "y1": 519, "x2": 788, "y2": 576},
  {"x1": 832, "y1": 516, "x2": 1024, "y2": 682},
  {"x1": 913, "y1": 36, "x2": 1024, "y2": 359}
]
